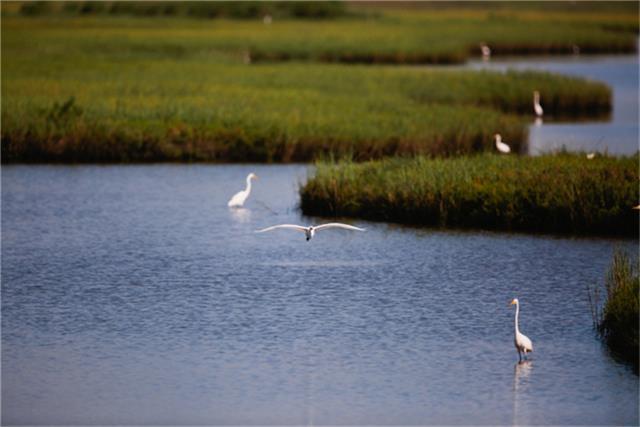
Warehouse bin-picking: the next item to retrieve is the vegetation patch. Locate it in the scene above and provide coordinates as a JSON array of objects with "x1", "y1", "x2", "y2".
[
  {"x1": 1, "y1": 17, "x2": 612, "y2": 163},
  {"x1": 589, "y1": 250, "x2": 639, "y2": 371},
  {"x1": 300, "y1": 154, "x2": 639, "y2": 237}
]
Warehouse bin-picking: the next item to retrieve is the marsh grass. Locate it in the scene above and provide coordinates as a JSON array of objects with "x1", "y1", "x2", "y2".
[
  {"x1": 300, "y1": 154, "x2": 639, "y2": 236},
  {"x1": 1, "y1": 16, "x2": 613, "y2": 163},
  {"x1": 589, "y1": 250, "x2": 639, "y2": 370}
]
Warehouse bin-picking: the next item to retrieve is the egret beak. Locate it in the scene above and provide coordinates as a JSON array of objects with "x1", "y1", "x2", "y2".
[
  {"x1": 254, "y1": 175, "x2": 259, "y2": 180},
  {"x1": 510, "y1": 299, "x2": 517, "y2": 305}
]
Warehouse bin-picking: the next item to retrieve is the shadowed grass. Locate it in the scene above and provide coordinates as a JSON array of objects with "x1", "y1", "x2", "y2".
[
  {"x1": 589, "y1": 250, "x2": 639, "y2": 371},
  {"x1": 300, "y1": 154, "x2": 639, "y2": 236}
]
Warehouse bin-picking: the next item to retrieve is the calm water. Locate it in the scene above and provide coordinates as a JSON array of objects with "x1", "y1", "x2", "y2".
[
  {"x1": 2, "y1": 164, "x2": 638, "y2": 425},
  {"x1": 469, "y1": 54, "x2": 639, "y2": 155}
]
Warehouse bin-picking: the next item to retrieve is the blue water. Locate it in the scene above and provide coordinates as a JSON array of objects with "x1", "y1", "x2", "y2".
[
  {"x1": 2, "y1": 164, "x2": 638, "y2": 425},
  {"x1": 470, "y1": 54, "x2": 640, "y2": 155}
]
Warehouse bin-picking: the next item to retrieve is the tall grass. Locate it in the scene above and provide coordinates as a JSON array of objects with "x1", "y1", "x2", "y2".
[
  {"x1": 300, "y1": 154, "x2": 639, "y2": 236},
  {"x1": 2, "y1": 4, "x2": 637, "y2": 64},
  {"x1": 589, "y1": 250, "x2": 639, "y2": 370},
  {"x1": 1, "y1": 16, "x2": 614, "y2": 163}
]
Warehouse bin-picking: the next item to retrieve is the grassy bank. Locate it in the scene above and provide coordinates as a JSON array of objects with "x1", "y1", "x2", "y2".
[
  {"x1": 3, "y1": 2, "x2": 638, "y2": 64},
  {"x1": 589, "y1": 250, "x2": 639, "y2": 370},
  {"x1": 300, "y1": 154, "x2": 639, "y2": 237},
  {"x1": 1, "y1": 15, "x2": 614, "y2": 163}
]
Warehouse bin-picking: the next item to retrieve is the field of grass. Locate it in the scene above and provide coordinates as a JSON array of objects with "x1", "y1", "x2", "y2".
[
  {"x1": 300, "y1": 154, "x2": 639, "y2": 236},
  {"x1": 1, "y1": 16, "x2": 614, "y2": 163},
  {"x1": 589, "y1": 250, "x2": 639, "y2": 369},
  {"x1": 4, "y1": 1, "x2": 638, "y2": 64}
]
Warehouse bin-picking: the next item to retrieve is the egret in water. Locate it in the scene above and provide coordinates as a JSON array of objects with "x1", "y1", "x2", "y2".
[
  {"x1": 494, "y1": 134, "x2": 511, "y2": 154},
  {"x1": 480, "y1": 43, "x2": 491, "y2": 59},
  {"x1": 256, "y1": 223, "x2": 365, "y2": 241},
  {"x1": 510, "y1": 298, "x2": 533, "y2": 361},
  {"x1": 227, "y1": 173, "x2": 258, "y2": 208},
  {"x1": 533, "y1": 91, "x2": 544, "y2": 117}
]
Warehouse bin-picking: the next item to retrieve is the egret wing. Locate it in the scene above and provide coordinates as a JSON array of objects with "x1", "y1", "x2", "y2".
[
  {"x1": 255, "y1": 224, "x2": 307, "y2": 233},
  {"x1": 314, "y1": 223, "x2": 365, "y2": 232}
]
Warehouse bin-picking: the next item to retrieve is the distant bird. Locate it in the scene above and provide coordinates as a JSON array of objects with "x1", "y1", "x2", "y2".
[
  {"x1": 572, "y1": 44, "x2": 580, "y2": 55},
  {"x1": 480, "y1": 43, "x2": 491, "y2": 59},
  {"x1": 243, "y1": 50, "x2": 252, "y2": 65},
  {"x1": 263, "y1": 14, "x2": 272, "y2": 25},
  {"x1": 494, "y1": 134, "x2": 511, "y2": 154},
  {"x1": 228, "y1": 173, "x2": 258, "y2": 208},
  {"x1": 533, "y1": 91, "x2": 544, "y2": 117},
  {"x1": 586, "y1": 152, "x2": 595, "y2": 160},
  {"x1": 510, "y1": 298, "x2": 533, "y2": 361},
  {"x1": 256, "y1": 223, "x2": 365, "y2": 241}
]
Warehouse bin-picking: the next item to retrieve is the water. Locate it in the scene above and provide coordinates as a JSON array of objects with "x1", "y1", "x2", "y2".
[
  {"x1": 469, "y1": 54, "x2": 640, "y2": 155},
  {"x1": 2, "y1": 164, "x2": 638, "y2": 425}
]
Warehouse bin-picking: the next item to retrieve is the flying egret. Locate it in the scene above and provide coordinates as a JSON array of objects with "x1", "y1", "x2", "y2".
[
  {"x1": 494, "y1": 134, "x2": 511, "y2": 154},
  {"x1": 227, "y1": 173, "x2": 258, "y2": 208},
  {"x1": 510, "y1": 298, "x2": 533, "y2": 361},
  {"x1": 533, "y1": 91, "x2": 544, "y2": 117},
  {"x1": 256, "y1": 223, "x2": 365, "y2": 241}
]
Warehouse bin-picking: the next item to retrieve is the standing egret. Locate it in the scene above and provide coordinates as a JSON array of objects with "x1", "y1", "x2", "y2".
[
  {"x1": 256, "y1": 223, "x2": 365, "y2": 241},
  {"x1": 480, "y1": 43, "x2": 491, "y2": 59},
  {"x1": 510, "y1": 298, "x2": 533, "y2": 361},
  {"x1": 495, "y1": 134, "x2": 511, "y2": 154},
  {"x1": 227, "y1": 173, "x2": 258, "y2": 208},
  {"x1": 533, "y1": 91, "x2": 544, "y2": 117}
]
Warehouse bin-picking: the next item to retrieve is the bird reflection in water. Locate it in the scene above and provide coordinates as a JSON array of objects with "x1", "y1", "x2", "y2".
[
  {"x1": 513, "y1": 360, "x2": 533, "y2": 426},
  {"x1": 230, "y1": 207, "x2": 251, "y2": 223}
]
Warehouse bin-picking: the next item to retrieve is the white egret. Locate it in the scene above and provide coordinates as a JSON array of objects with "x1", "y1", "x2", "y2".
[
  {"x1": 227, "y1": 173, "x2": 258, "y2": 208},
  {"x1": 586, "y1": 152, "x2": 596, "y2": 160},
  {"x1": 256, "y1": 223, "x2": 365, "y2": 241},
  {"x1": 263, "y1": 14, "x2": 272, "y2": 25},
  {"x1": 510, "y1": 298, "x2": 533, "y2": 361},
  {"x1": 533, "y1": 91, "x2": 544, "y2": 117},
  {"x1": 494, "y1": 134, "x2": 511, "y2": 154},
  {"x1": 480, "y1": 43, "x2": 491, "y2": 59}
]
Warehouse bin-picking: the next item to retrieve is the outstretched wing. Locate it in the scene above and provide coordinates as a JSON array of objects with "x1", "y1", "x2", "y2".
[
  {"x1": 314, "y1": 223, "x2": 365, "y2": 232},
  {"x1": 255, "y1": 224, "x2": 307, "y2": 233}
]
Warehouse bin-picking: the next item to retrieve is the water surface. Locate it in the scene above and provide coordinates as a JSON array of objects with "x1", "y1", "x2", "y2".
[
  {"x1": 470, "y1": 54, "x2": 639, "y2": 155},
  {"x1": 2, "y1": 165, "x2": 638, "y2": 425}
]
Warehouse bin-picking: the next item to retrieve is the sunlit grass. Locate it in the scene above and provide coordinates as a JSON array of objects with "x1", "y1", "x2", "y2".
[
  {"x1": 301, "y1": 154, "x2": 639, "y2": 236},
  {"x1": 1, "y1": 16, "x2": 613, "y2": 162}
]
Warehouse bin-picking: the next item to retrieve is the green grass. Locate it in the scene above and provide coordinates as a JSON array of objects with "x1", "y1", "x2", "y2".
[
  {"x1": 1, "y1": 16, "x2": 614, "y2": 163},
  {"x1": 300, "y1": 154, "x2": 639, "y2": 236},
  {"x1": 589, "y1": 250, "x2": 639, "y2": 369},
  {"x1": 4, "y1": 2, "x2": 637, "y2": 64}
]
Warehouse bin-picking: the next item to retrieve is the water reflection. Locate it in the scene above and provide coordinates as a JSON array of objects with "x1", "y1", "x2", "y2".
[
  {"x1": 513, "y1": 360, "x2": 533, "y2": 426},
  {"x1": 229, "y1": 207, "x2": 251, "y2": 223}
]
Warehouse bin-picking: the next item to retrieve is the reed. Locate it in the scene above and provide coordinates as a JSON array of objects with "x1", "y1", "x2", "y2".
[
  {"x1": 300, "y1": 154, "x2": 639, "y2": 237},
  {"x1": 589, "y1": 250, "x2": 639, "y2": 370}
]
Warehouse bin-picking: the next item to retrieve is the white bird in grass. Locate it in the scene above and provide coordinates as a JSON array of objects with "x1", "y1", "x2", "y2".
[
  {"x1": 256, "y1": 223, "x2": 365, "y2": 241},
  {"x1": 510, "y1": 298, "x2": 533, "y2": 361},
  {"x1": 533, "y1": 91, "x2": 544, "y2": 117},
  {"x1": 494, "y1": 134, "x2": 511, "y2": 154},
  {"x1": 227, "y1": 173, "x2": 258, "y2": 208},
  {"x1": 586, "y1": 152, "x2": 596, "y2": 160},
  {"x1": 480, "y1": 43, "x2": 491, "y2": 59}
]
